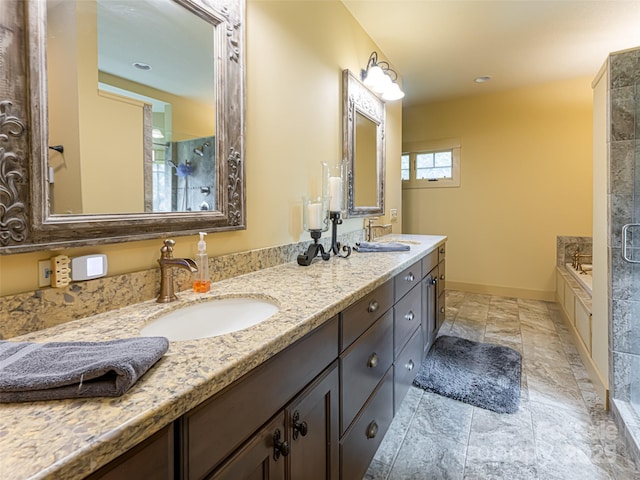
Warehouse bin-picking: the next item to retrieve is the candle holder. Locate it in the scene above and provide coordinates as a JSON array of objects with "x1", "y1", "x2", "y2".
[
  {"x1": 329, "y1": 211, "x2": 352, "y2": 258},
  {"x1": 327, "y1": 160, "x2": 351, "y2": 258},
  {"x1": 297, "y1": 196, "x2": 330, "y2": 266}
]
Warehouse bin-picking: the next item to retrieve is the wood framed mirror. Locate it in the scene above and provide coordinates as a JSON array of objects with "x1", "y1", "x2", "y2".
[
  {"x1": 0, "y1": 0, "x2": 245, "y2": 254},
  {"x1": 342, "y1": 69, "x2": 385, "y2": 218}
]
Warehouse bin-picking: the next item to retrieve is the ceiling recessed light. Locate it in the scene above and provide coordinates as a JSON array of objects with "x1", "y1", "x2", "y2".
[
  {"x1": 474, "y1": 76, "x2": 492, "y2": 83},
  {"x1": 133, "y1": 62, "x2": 152, "y2": 71}
]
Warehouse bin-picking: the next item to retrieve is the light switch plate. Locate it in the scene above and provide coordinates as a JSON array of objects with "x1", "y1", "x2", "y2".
[{"x1": 390, "y1": 208, "x2": 398, "y2": 222}]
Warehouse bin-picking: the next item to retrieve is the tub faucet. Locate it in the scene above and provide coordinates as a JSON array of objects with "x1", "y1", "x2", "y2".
[{"x1": 157, "y1": 239, "x2": 197, "y2": 303}]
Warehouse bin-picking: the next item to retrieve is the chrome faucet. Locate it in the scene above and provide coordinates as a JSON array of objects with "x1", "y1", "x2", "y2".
[
  {"x1": 157, "y1": 239, "x2": 198, "y2": 303},
  {"x1": 366, "y1": 217, "x2": 392, "y2": 241}
]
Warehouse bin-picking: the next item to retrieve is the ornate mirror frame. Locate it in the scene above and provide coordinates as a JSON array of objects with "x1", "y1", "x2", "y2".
[
  {"x1": 0, "y1": 0, "x2": 245, "y2": 254},
  {"x1": 342, "y1": 69, "x2": 385, "y2": 218}
]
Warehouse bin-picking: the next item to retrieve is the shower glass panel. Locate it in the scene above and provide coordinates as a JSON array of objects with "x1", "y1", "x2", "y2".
[{"x1": 628, "y1": 78, "x2": 640, "y2": 416}]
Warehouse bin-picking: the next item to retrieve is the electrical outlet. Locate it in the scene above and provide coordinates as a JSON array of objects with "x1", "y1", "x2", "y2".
[
  {"x1": 38, "y1": 259, "x2": 52, "y2": 287},
  {"x1": 390, "y1": 208, "x2": 398, "y2": 222}
]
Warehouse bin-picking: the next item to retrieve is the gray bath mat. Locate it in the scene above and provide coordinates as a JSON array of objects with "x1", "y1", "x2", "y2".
[{"x1": 413, "y1": 335, "x2": 522, "y2": 414}]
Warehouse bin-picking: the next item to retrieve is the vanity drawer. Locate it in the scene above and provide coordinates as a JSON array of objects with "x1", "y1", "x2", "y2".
[
  {"x1": 393, "y1": 283, "x2": 421, "y2": 357},
  {"x1": 422, "y1": 250, "x2": 438, "y2": 277},
  {"x1": 340, "y1": 309, "x2": 393, "y2": 434},
  {"x1": 341, "y1": 280, "x2": 393, "y2": 351},
  {"x1": 182, "y1": 316, "x2": 339, "y2": 480},
  {"x1": 394, "y1": 260, "x2": 422, "y2": 301},
  {"x1": 394, "y1": 328, "x2": 423, "y2": 415},
  {"x1": 340, "y1": 368, "x2": 394, "y2": 480}
]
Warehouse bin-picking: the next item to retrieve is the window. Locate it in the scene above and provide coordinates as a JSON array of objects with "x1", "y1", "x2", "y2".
[{"x1": 402, "y1": 138, "x2": 460, "y2": 188}]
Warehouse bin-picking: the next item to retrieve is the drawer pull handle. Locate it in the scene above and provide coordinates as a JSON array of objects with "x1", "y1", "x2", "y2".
[
  {"x1": 440, "y1": 274, "x2": 445, "y2": 281},
  {"x1": 404, "y1": 311, "x2": 415, "y2": 322},
  {"x1": 367, "y1": 353, "x2": 379, "y2": 368},
  {"x1": 405, "y1": 359, "x2": 415, "y2": 371},
  {"x1": 273, "y1": 429, "x2": 290, "y2": 460},
  {"x1": 292, "y1": 411, "x2": 308, "y2": 440},
  {"x1": 440, "y1": 306, "x2": 445, "y2": 314},
  {"x1": 367, "y1": 300, "x2": 379, "y2": 313},
  {"x1": 404, "y1": 272, "x2": 415, "y2": 282},
  {"x1": 366, "y1": 421, "x2": 379, "y2": 439}
]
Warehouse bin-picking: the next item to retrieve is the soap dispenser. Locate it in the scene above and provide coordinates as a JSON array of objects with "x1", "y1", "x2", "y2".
[{"x1": 193, "y1": 232, "x2": 210, "y2": 293}]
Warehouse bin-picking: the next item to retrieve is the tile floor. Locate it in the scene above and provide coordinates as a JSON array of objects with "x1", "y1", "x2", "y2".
[{"x1": 365, "y1": 290, "x2": 640, "y2": 480}]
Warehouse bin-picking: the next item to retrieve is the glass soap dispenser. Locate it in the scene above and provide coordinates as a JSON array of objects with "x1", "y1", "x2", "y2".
[{"x1": 193, "y1": 232, "x2": 210, "y2": 293}]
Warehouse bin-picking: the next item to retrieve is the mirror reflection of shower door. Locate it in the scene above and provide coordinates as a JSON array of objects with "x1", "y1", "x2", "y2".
[{"x1": 152, "y1": 143, "x2": 172, "y2": 212}]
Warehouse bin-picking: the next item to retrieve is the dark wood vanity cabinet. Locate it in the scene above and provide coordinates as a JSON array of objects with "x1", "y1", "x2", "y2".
[
  {"x1": 86, "y1": 244, "x2": 447, "y2": 480},
  {"x1": 422, "y1": 243, "x2": 446, "y2": 354},
  {"x1": 181, "y1": 317, "x2": 339, "y2": 480},
  {"x1": 210, "y1": 362, "x2": 339, "y2": 480}
]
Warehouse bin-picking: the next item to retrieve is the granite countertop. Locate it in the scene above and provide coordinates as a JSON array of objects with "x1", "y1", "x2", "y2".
[{"x1": 0, "y1": 234, "x2": 446, "y2": 480}]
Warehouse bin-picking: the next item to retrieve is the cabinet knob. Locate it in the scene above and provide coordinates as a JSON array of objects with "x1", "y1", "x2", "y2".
[
  {"x1": 366, "y1": 421, "x2": 379, "y2": 439},
  {"x1": 292, "y1": 411, "x2": 308, "y2": 440},
  {"x1": 439, "y1": 247, "x2": 445, "y2": 254},
  {"x1": 272, "y1": 429, "x2": 290, "y2": 460},
  {"x1": 367, "y1": 353, "x2": 379, "y2": 368},
  {"x1": 405, "y1": 359, "x2": 415, "y2": 371},
  {"x1": 404, "y1": 311, "x2": 415, "y2": 322},
  {"x1": 440, "y1": 274, "x2": 445, "y2": 281},
  {"x1": 440, "y1": 306, "x2": 445, "y2": 314},
  {"x1": 367, "y1": 300, "x2": 379, "y2": 313},
  {"x1": 404, "y1": 272, "x2": 415, "y2": 282},
  {"x1": 431, "y1": 278, "x2": 437, "y2": 286}
]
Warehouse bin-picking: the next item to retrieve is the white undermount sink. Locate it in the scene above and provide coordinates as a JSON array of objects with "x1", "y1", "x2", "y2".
[{"x1": 140, "y1": 297, "x2": 279, "y2": 341}]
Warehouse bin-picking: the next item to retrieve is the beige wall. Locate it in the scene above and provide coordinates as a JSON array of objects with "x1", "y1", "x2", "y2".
[
  {"x1": 0, "y1": 1, "x2": 402, "y2": 297},
  {"x1": 403, "y1": 77, "x2": 594, "y2": 300}
]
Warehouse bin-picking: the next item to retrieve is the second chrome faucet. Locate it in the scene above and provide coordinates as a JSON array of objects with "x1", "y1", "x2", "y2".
[{"x1": 157, "y1": 239, "x2": 198, "y2": 303}]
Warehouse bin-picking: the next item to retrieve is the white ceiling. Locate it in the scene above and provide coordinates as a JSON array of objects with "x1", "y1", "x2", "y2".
[{"x1": 342, "y1": 0, "x2": 640, "y2": 105}]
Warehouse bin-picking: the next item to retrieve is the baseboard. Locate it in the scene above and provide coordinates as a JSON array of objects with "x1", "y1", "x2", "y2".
[
  {"x1": 555, "y1": 292, "x2": 610, "y2": 409},
  {"x1": 447, "y1": 281, "x2": 555, "y2": 302}
]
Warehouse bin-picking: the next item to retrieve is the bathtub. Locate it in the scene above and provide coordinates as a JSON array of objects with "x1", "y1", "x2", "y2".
[{"x1": 565, "y1": 263, "x2": 592, "y2": 295}]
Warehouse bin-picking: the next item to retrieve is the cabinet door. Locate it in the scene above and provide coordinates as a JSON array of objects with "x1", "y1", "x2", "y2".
[
  {"x1": 422, "y1": 270, "x2": 437, "y2": 355},
  {"x1": 575, "y1": 300, "x2": 592, "y2": 354},
  {"x1": 209, "y1": 414, "x2": 286, "y2": 480},
  {"x1": 287, "y1": 362, "x2": 339, "y2": 480}
]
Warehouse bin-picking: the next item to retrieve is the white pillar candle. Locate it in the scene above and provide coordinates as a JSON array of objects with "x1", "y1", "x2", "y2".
[
  {"x1": 307, "y1": 202, "x2": 323, "y2": 230},
  {"x1": 328, "y1": 176, "x2": 343, "y2": 212}
]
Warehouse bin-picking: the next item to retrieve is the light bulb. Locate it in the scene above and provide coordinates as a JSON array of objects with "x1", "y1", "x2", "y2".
[{"x1": 382, "y1": 82, "x2": 405, "y2": 101}]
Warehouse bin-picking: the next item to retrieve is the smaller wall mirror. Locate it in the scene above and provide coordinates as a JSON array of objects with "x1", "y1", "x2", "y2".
[{"x1": 342, "y1": 69, "x2": 385, "y2": 218}]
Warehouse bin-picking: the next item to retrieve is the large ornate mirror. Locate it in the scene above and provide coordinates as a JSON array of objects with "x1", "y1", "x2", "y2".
[
  {"x1": 0, "y1": 0, "x2": 245, "y2": 254},
  {"x1": 342, "y1": 69, "x2": 385, "y2": 218}
]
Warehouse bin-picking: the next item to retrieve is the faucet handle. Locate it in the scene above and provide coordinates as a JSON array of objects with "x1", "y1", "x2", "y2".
[{"x1": 161, "y1": 239, "x2": 175, "y2": 258}]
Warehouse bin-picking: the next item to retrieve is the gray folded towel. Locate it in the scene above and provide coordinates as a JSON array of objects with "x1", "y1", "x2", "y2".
[
  {"x1": 354, "y1": 241, "x2": 411, "y2": 252},
  {"x1": 0, "y1": 337, "x2": 169, "y2": 403}
]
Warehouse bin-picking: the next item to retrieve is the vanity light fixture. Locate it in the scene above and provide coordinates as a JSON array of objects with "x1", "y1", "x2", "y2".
[{"x1": 361, "y1": 51, "x2": 405, "y2": 101}]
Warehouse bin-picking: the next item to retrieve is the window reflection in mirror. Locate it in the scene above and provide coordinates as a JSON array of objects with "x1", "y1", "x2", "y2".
[
  {"x1": 354, "y1": 112, "x2": 378, "y2": 207},
  {"x1": 46, "y1": 0, "x2": 216, "y2": 215}
]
